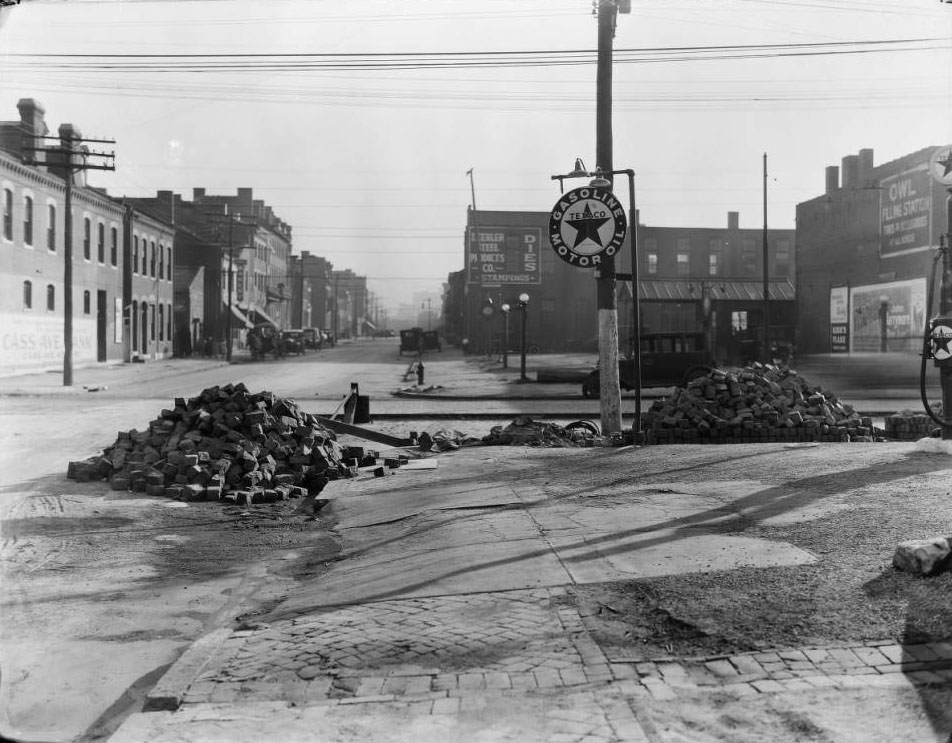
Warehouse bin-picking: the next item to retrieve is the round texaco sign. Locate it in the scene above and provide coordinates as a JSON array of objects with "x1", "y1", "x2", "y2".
[
  {"x1": 930, "y1": 145, "x2": 952, "y2": 187},
  {"x1": 548, "y1": 186, "x2": 628, "y2": 268}
]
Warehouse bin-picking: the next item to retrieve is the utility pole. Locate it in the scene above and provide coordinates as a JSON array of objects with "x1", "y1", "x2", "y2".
[
  {"x1": 26, "y1": 132, "x2": 115, "y2": 386},
  {"x1": 763, "y1": 152, "x2": 770, "y2": 360},
  {"x1": 596, "y1": 0, "x2": 622, "y2": 434},
  {"x1": 207, "y1": 208, "x2": 256, "y2": 362}
]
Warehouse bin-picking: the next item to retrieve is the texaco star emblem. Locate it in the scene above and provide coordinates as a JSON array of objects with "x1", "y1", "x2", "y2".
[
  {"x1": 548, "y1": 186, "x2": 627, "y2": 268},
  {"x1": 930, "y1": 146, "x2": 952, "y2": 186}
]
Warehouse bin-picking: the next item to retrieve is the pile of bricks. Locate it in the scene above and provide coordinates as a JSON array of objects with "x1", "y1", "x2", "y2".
[
  {"x1": 884, "y1": 407, "x2": 942, "y2": 441},
  {"x1": 66, "y1": 383, "x2": 350, "y2": 504},
  {"x1": 644, "y1": 364, "x2": 875, "y2": 445}
]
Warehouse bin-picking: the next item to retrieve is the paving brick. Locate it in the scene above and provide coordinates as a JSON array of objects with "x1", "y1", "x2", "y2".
[
  {"x1": 802, "y1": 648, "x2": 831, "y2": 664},
  {"x1": 634, "y1": 662, "x2": 659, "y2": 677},
  {"x1": 902, "y1": 644, "x2": 942, "y2": 662},
  {"x1": 843, "y1": 666, "x2": 878, "y2": 676},
  {"x1": 777, "y1": 649, "x2": 808, "y2": 662},
  {"x1": 354, "y1": 677, "x2": 387, "y2": 696},
  {"x1": 729, "y1": 656, "x2": 765, "y2": 675},
  {"x1": 851, "y1": 647, "x2": 890, "y2": 666},
  {"x1": 825, "y1": 648, "x2": 864, "y2": 667},
  {"x1": 534, "y1": 669, "x2": 563, "y2": 688},
  {"x1": 457, "y1": 673, "x2": 485, "y2": 690},
  {"x1": 874, "y1": 663, "x2": 904, "y2": 674},
  {"x1": 338, "y1": 694, "x2": 396, "y2": 705},
  {"x1": 751, "y1": 679, "x2": 785, "y2": 693},
  {"x1": 483, "y1": 672, "x2": 512, "y2": 690},
  {"x1": 753, "y1": 652, "x2": 781, "y2": 663},
  {"x1": 906, "y1": 670, "x2": 947, "y2": 684},
  {"x1": 559, "y1": 668, "x2": 588, "y2": 687},
  {"x1": 779, "y1": 679, "x2": 814, "y2": 691},
  {"x1": 657, "y1": 662, "x2": 689, "y2": 679},
  {"x1": 610, "y1": 663, "x2": 638, "y2": 680},
  {"x1": 432, "y1": 674, "x2": 458, "y2": 691},
  {"x1": 509, "y1": 673, "x2": 538, "y2": 690},
  {"x1": 877, "y1": 644, "x2": 904, "y2": 663},
  {"x1": 704, "y1": 659, "x2": 739, "y2": 677}
]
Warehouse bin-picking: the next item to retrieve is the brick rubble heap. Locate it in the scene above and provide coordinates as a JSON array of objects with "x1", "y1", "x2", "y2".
[
  {"x1": 66, "y1": 383, "x2": 349, "y2": 503},
  {"x1": 645, "y1": 364, "x2": 875, "y2": 444}
]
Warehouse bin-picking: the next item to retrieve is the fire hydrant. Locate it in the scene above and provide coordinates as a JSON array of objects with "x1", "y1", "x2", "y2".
[{"x1": 416, "y1": 360, "x2": 425, "y2": 386}]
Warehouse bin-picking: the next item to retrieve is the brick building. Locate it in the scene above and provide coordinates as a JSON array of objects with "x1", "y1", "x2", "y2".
[
  {"x1": 0, "y1": 98, "x2": 174, "y2": 376},
  {"x1": 454, "y1": 207, "x2": 795, "y2": 364},
  {"x1": 289, "y1": 251, "x2": 333, "y2": 331},
  {"x1": 795, "y1": 146, "x2": 950, "y2": 354}
]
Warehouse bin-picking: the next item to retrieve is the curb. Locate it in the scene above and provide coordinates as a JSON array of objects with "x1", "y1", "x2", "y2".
[{"x1": 143, "y1": 627, "x2": 232, "y2": 711}]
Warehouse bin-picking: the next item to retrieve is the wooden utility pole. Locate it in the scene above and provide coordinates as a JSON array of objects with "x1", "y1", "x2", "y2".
[
  {"x1": 596, "y1": 0, "x2": 622, "y2": 433},
  {"x1": 26, "y1": 133, "x2": 115, "y2": 386},
  {"x1": 763, "y1": 152, "x2": 770, "y2": 359}
]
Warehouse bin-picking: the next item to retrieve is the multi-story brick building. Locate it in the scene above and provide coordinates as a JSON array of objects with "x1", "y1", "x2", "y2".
[
  {"x1": 795, "y1": 146, "x2": 950, "y2": 354},
  {"x1": 0, "y1": 98, "x2": 174, "y2": 376},
  {"x1": 454, "y1": 208, "x2": 795, "y2": 365},
  {"x1": 289, "y1": 251, "x2": 333, "y2": 331}
]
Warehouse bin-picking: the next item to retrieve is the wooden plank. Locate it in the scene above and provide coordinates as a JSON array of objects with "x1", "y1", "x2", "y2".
[{"x1": 314, "y1": 416, "x2": 413, "y2": 448}]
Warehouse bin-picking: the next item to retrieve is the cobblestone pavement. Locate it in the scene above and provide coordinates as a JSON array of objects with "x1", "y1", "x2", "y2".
[{"x1": 155, "y1": 584, "x2": 952, "y2": 743}]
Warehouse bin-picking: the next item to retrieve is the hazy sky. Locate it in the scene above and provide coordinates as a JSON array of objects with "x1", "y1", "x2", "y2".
[{"x1": 1, "y1": 0, "x2": 950, "y2": 311}]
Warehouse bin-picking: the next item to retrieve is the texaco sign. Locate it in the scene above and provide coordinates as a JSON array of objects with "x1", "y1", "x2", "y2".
[{"x1": 548, "y1": 186, "x2": 628, "y2": 267}]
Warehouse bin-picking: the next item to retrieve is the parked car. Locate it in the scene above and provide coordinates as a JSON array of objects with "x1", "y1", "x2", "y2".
[
  {"x1": 302, "y1": 327, "x2": 322, "y2": 350},
  {"x1": 399, "y1": 327, "x2": 423, "y2": 355},
  {"x1": 422, "y1": 330, "x2": 441, "y2": 352},
  {"x1": 280, "y1": 329, "x2": 306, "y2": 355},
  {"x1": 321, "y1": 329, "x2": 336, "y2": 347},
  {"x1": 581, "y1": 331, "x2": 713, "y2": 398}
]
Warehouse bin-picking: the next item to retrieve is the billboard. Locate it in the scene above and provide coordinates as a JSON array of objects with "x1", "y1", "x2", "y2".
[
  {"x1": 0, "y1": 313, "x2": 96, "y2": 375},
  {"x1": 879, "y1": 165, "x2": 932, "y2": 258},
  {"x1": 849, "y1": 278, "x2": 926, "y2": 353},
  {"x1": 467, "y1": 226, "x2": 542, "y2": 286}
]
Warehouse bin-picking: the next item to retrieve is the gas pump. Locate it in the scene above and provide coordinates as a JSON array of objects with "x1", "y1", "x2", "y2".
[{"x1": 920, "y1": 186, "x2": 952, "y2": 436}]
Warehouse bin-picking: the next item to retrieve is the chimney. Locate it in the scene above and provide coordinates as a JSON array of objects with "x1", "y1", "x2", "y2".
[
  {"x1": 17, "y1": 98, "x2": 48, "y2": 166},
  {"x1": 825, "y1": 165, "x2": 839, "y2": 194},
  {"x1": 193, "y1": 187, "x2": 205, "y2": 201},
  {"x1": 727, "y1": 211, "x2": 739, "y2": 230},
  {"x1": 841, "y1": 155, "x2": 860, "y2": 189},
  {"x1": 858, "y1": 148, "x2": 874, "y2": 187}
]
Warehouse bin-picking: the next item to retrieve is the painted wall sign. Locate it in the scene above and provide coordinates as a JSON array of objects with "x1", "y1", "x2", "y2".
[
  {"x1": 548, "y1": 186, "x2": 627, "y2": 268},
  {"x1": 830, "y1": 285, "x2": 849, "y2": 353},
  {"x1": 879, "y1": 165, "x2": 932, "y2": 258},
  {"x1": 466, "y1": 226, "x2": 542, "y2": 285},
  {"x1": 929, "y1": 145, "x2": 952, "y2": 187}
]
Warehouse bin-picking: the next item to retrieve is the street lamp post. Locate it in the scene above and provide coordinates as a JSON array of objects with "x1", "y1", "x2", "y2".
[
  {"x1": 501, "y1": 303, "x2": 511, "y2": 369},
  {"x1": 518, "y1": 293, "x2": 529, "y2": 382}
]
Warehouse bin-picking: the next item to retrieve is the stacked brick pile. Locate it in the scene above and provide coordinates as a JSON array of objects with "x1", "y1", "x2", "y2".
[
  {"x1": 884, "y1": 407, "x2": 942, "y2": 441},
  {"x1": 645, "y1": 364, "x2": 875, "y2": 444},
  {"x1": 66, "y1": 383, "x2": 348, "y2": 504}
]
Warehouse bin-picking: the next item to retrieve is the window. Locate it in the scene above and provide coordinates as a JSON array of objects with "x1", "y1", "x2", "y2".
[
  {"x1": 142, "y1": 239, "x2": 148, "y2": 274},
  {"x1": 709, "y1": 253, "x2": 718, "y2": 276},
  {"x1": 83, "y1": 290, "x2": 91, "y2": 314},
  {"x1": 647, "y1": 253, "x2": 658, "y2": 275},
  {"x1": 676, "y1": 253, "x2": 690, "y2": 276},
  {"x1": 2, "y1": 188, "x2": 11, "y2": 240},
  {"x1": 47, "y1": 204, "x2": 56, "y2": 251},
  {"x1": 158, "y1": 304, "x2": 164, "y2": 341},
  {"x1": 110, "y1": 226, "x2": 118, "y2": 266},
  {"x1": 97, "y1": 222, "x2": 105, "y2": 263},
  {"x1": 23, "y1": 196, "x2": 33, "y2": 246},
  {"x1": 46, "y1": 284, "x2": 55, "y2": 311},
  {"x1": 166, "y1": 302, "x2": 172, "y2": 340},
  {"x1": 83, "y1": 217, "x2": 91, "y2": 260},
  {"x1": 158, "y1": 243, "x2": 164, "y2": 278},
  {"x1": 731, "y1": 310, "x2": 748, "y2": 332},
  {"x1": 150, "y1": 241, "x2": 156, "y2": 277},
  {"x1": 166, "y1": 246, "x2": 172, "y2": 280},
  {"x1": 775, "y1": 239, "x2": 791, "y2": 277},
  {"x1": 150, "y1": 304, "x2": 156, "y2": 340},
  {"x1": 22, "y1": 280, "x2": 32, "y2": 309},
  {"x1": 708, "y1": 239, "x2": 721, "y2": 277},
  {"x1": 742, "y1": 238, "x2": 757, "y2": 274},
  {"x1": 133, "y1": 236, "x2": 139, "y2": 274}
]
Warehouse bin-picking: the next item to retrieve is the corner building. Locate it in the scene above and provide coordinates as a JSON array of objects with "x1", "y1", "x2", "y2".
[{"x1": 796, "y1": 146, "x2": 950, "y2": 354}]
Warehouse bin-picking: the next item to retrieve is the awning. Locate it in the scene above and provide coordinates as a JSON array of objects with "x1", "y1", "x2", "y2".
[
  {"x1": 227, "y1": 302, "x2": 254, "y2": 329},
  {"x1": 247, "y1": 303, "x2": 279, "y2": 328},
  {"x1": 633, "y1": 278, "x2": 796, "y2": 302}
]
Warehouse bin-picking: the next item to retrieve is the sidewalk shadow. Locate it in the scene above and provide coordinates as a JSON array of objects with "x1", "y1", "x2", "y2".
[{"x1": 863, "y1": 568, "x2": 952, "y2": 741}]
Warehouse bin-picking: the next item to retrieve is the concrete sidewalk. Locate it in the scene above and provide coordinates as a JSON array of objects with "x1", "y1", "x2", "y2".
[{"x1": 108, "y1": 443, "x2": 952, "y2": 743}]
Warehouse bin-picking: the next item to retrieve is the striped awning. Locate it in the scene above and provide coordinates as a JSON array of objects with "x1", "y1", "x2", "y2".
[{"x1": 628, "y1": 278, "x2": 795, "y2": 302}]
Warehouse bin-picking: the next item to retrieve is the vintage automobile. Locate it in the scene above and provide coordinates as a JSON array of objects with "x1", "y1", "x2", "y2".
[
  {"x1": 581, "y1": 331, "x2": 714, "y2": 398},
  {"x1": 280, "y1": 329, "x2": 306, "y2": 355},
  {"x1": 302, "y1": 327, "x2": 322, "y2": 350},
  {"x1": 422, "y1": 330, "x2": 441, "y2": 352},
  {"x1": 399, "y1": 327, "x2": 423, "y2": 356}
]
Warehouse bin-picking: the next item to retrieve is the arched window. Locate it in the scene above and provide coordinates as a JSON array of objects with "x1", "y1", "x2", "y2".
[
  {"x1": 150, "y1": 303, "x2": 155, "y2": 340},
  {"x1": 97, "y1": 222, "x2": 105, "y2": 263},
  {"x1": 46, "y1": 284, "x2": 55, "y2": 311},
  {"x1": 83, "y1": 218, "x2": 91, "y2": 260},
  {"x1": 133, "y1": 236, "x2": 139, "y2": 274},
  {"x1": 158, "y1": 243, "x2": 164, "y2": 278},
  {"x1": 142, "y1": 240, "x2": 148, "y2": 274},
  {"x1": 83, "y1": 290, "x2": 91, "y2": 314},
  {"x1": 150, "y1": 240, "x2": 156, "y2": 277},
  {"x1": 110, "y1": 226, "x2": 118, "y2": 266},
  {"x1": 166, "y1": 246, "x2": 172, "y2": 280},
  {"x1": 47, "y1": 204, "x2": 56, "y2": 251},
  {"x1": 22, "y1": 280, "x2": 32, "y2": 309},
  {"x1": 23, "y1": 195, "x2": 33, "y2": 246}
]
